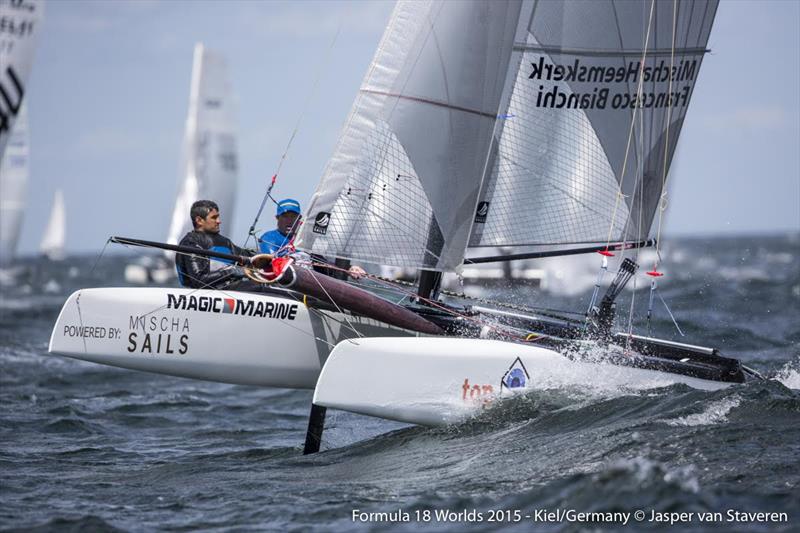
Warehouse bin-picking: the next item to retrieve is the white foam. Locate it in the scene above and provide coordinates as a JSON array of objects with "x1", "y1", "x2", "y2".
[
  {"x1": 775, "y1": 363, "x2": 800, "y2": 390},
  {"x1": 604, "y1": 457, "x2": 700, "y2": 493},
  {"x1": 663, "y1": 396, "x2": 741, "y2": 427}
]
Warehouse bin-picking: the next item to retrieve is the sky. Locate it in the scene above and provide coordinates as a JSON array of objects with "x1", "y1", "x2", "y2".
[{"x1": 12, "y1": 0, "x2": 800, "y2": 254}]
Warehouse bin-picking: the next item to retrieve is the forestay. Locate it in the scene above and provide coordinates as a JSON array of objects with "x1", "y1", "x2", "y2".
[
  {"x1": 166, "y1": 43, "x2": 239, "y2": 247},
  {"x1": 298, "y1": 0, "x2": 523, "y2": 271},
  {"x1": 0, "y1": 0, "x2": 44, "y2": 160},
  {"x1": 469, "y1": 0, "x2": 719, "y2": 250}
]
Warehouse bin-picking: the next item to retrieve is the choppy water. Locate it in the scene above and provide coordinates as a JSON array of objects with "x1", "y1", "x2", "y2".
[{"x1": 1, "y1": 235, "x2": 798, "y2": 532}]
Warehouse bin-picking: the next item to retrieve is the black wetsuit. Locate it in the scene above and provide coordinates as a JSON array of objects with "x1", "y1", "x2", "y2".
[{"x1": 175, "y1": 231, "x2": 252, "y2": 289}]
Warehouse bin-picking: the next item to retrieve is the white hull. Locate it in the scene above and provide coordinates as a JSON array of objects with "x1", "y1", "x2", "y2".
[
  {"x1": 50, "y1": 289, "x2": 736, "y2": 428},
  {"x1": 49, "y1": 288, "x2": 411, "y2": 388},
  {"x1": 313, "y1": 338, "x2": 733, "y2": 426}
]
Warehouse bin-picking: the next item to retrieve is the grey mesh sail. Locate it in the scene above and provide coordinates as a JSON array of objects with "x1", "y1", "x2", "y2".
[{"x1": 469, "y1": 0, "x2": 719, "y2": 250}]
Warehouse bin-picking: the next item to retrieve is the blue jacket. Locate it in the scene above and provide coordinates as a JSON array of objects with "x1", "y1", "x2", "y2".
[{"x1": 258, "y1": 229, "x2": 292, "y2": 256}]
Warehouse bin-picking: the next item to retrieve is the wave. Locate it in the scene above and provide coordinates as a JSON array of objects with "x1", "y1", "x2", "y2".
[{"x1": 661, "y1": 395, "x2": 741, "y2": 427}]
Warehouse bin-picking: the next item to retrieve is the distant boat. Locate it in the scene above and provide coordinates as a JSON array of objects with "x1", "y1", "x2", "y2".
[
  {"x1": 39, "y1": 189, "x2": 66, "y2": 261},
  {"x1": 0, "y1": 103, "x2": 29, "y2": 267},
  {"x1": 125, "y1": 42, "x2": 239, "y2": 284},
  {"x1": 0, "y1": 0, "x2": 44, "y2": 160}
]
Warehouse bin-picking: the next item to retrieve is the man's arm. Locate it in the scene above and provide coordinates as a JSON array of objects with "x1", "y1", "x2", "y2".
[{"x1": 179, "y1": 235, "x2": 245, "y2": 288}]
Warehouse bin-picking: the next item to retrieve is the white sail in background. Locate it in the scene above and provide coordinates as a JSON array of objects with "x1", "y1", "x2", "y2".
[
  {"x1": 298, "y1": 0, "x2": 524, "y2": 271},
  {"x1": 0, "y1": 102, "x2": 29, "y2": 265},
  {"x1": 0, "y1": 0, "x2": 44, "y2": 160},
  {"x1": 469, "y1": 0, "x2": 719, "y2": 250},
  {"x1": 40, "y1": 189, "x2": 65, "y2": 260},
  {"x1": 165, "y1": 43, "x2": 238, "y2": 248}
]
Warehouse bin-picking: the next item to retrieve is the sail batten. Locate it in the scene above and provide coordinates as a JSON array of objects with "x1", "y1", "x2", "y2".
[{"x1": 512, "y1": 45, "x2": 710, "y2": 57}]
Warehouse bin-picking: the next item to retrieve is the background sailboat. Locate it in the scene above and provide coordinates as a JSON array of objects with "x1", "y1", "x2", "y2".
[
  {"x1": 0, "y1": 0, "x2": 44, "y2": 161},
  {"x1": 39, "y1": 189, "x2": 65, "y2": 261},
  {"x1": 0, "y1": 103, "x2": 30, "y2": 268},
  {"x1": 125, "y1": 43, "x2": 239, "y2": 284}
]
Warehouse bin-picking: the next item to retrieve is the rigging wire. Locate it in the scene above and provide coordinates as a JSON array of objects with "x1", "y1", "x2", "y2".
[
  {"x1": 306, "y1": 261, "x2": 547, "y2": 341},
  {"x1": 303, "y1": 267, "x2": 364, "y2": 344},
  {"x1": 653, "y1": 0, "x2": 679, "y2": 266},
  {"x1": 243, "y1": 11, "x2": 346, "y2": 249},
  {"x1": 603, "y1": 0, "x2": 656, "y2": 251}
]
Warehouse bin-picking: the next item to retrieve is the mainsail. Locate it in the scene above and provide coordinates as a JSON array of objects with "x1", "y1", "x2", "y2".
[
  {"x1": 299, "y1": 0, "x2": 718, "y2": 271},
  {"x1": 165, "y1": 43, "x2": 238, "y2": 248},
  {"x1": 469, "y1": 0, "x2": 719, "y2": 250},
  {"x1": 0, "y1": 0, "x2": 44, "y2": 160},
  {"x1": 40, "y1": 188, "x2": 65, "y2": 260},
  {"x1": 298, "y1": 0, "x2": 524, "y2": 271},
  {"x1": 0, "y1": 102, "x2": 29, "y2": 265}
]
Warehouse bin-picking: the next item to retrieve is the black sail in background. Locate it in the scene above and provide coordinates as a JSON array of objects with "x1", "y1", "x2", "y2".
[{"x1": 469, "y1": 0, "x2": 719, "y2": 250}]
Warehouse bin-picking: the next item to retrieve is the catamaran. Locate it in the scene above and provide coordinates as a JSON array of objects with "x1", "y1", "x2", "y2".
[
  {"x1": 124, "y1": 42, "x2": 239, "y2": 284},
  {"x1": 49, "y1": 0, "x2": 759, "y2": 453}
]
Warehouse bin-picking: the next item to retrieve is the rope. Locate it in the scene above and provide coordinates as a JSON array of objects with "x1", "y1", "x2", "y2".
[
  {"x1": 303, "y1": 267, "x2": 363, "y2": 344},
  {"x1": 244, "y1": 13, "x2": 345, "y2": 248},
  {"x1": 652, "y1": 0, "x2": 679, "y2": 267},
  {"x1": 604, "y1": 0, "x2": 656, "y2": 249},
  {"x1": 303, "y1": 262, "x2": 547, "y2": 341}
]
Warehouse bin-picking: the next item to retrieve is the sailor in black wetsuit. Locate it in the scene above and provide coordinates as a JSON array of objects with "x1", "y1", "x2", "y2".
[{"x1": 175, "y1": 200, "x2": 252, "y2": 289}]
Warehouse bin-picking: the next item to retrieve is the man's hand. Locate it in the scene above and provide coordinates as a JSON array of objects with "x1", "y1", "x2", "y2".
[{"x1": 348, "y1": 265, "x2": 367, "y2": 279}]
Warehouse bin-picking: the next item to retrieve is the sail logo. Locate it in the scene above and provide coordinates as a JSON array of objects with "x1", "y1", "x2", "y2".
[
  {"x1": 501, "y1": 357, "x2": 530, "y2": 391},
  {"x1": 474, "y1": 201, "x2": 490, "y2": 224},
  {"x1": 313, "y1": 212, "x2": 331, "y2": 235},
  {"x1": 166, "y1": 293, "x2": 298, "y2": 320}
]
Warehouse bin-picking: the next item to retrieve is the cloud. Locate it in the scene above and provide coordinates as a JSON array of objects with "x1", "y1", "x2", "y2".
[
  {"x1": 71, "y1": 126, "x2": 172, "y2": 157},
  {"x1": 49, "y1": 0, "x2": 163, "y2": 33},
  {"x1": 700, "y1": 106, "x2": 789, "y2": 131},
  {"x1": 231, "y1": 1, "x2": 392, "y2": 38}
]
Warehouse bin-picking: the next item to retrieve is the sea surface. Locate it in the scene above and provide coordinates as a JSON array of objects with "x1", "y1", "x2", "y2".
[{"x1": 1, "y1": 234, "x2": 798, "y2": 532}]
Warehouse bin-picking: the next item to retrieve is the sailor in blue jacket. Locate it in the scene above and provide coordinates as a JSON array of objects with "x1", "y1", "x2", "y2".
[
  {"x1": 258, "y1": 198, "x2": 366, "y2": 279},
  {"x1": 258, "y1": 198, "x2": 302, "y2": 256}
]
